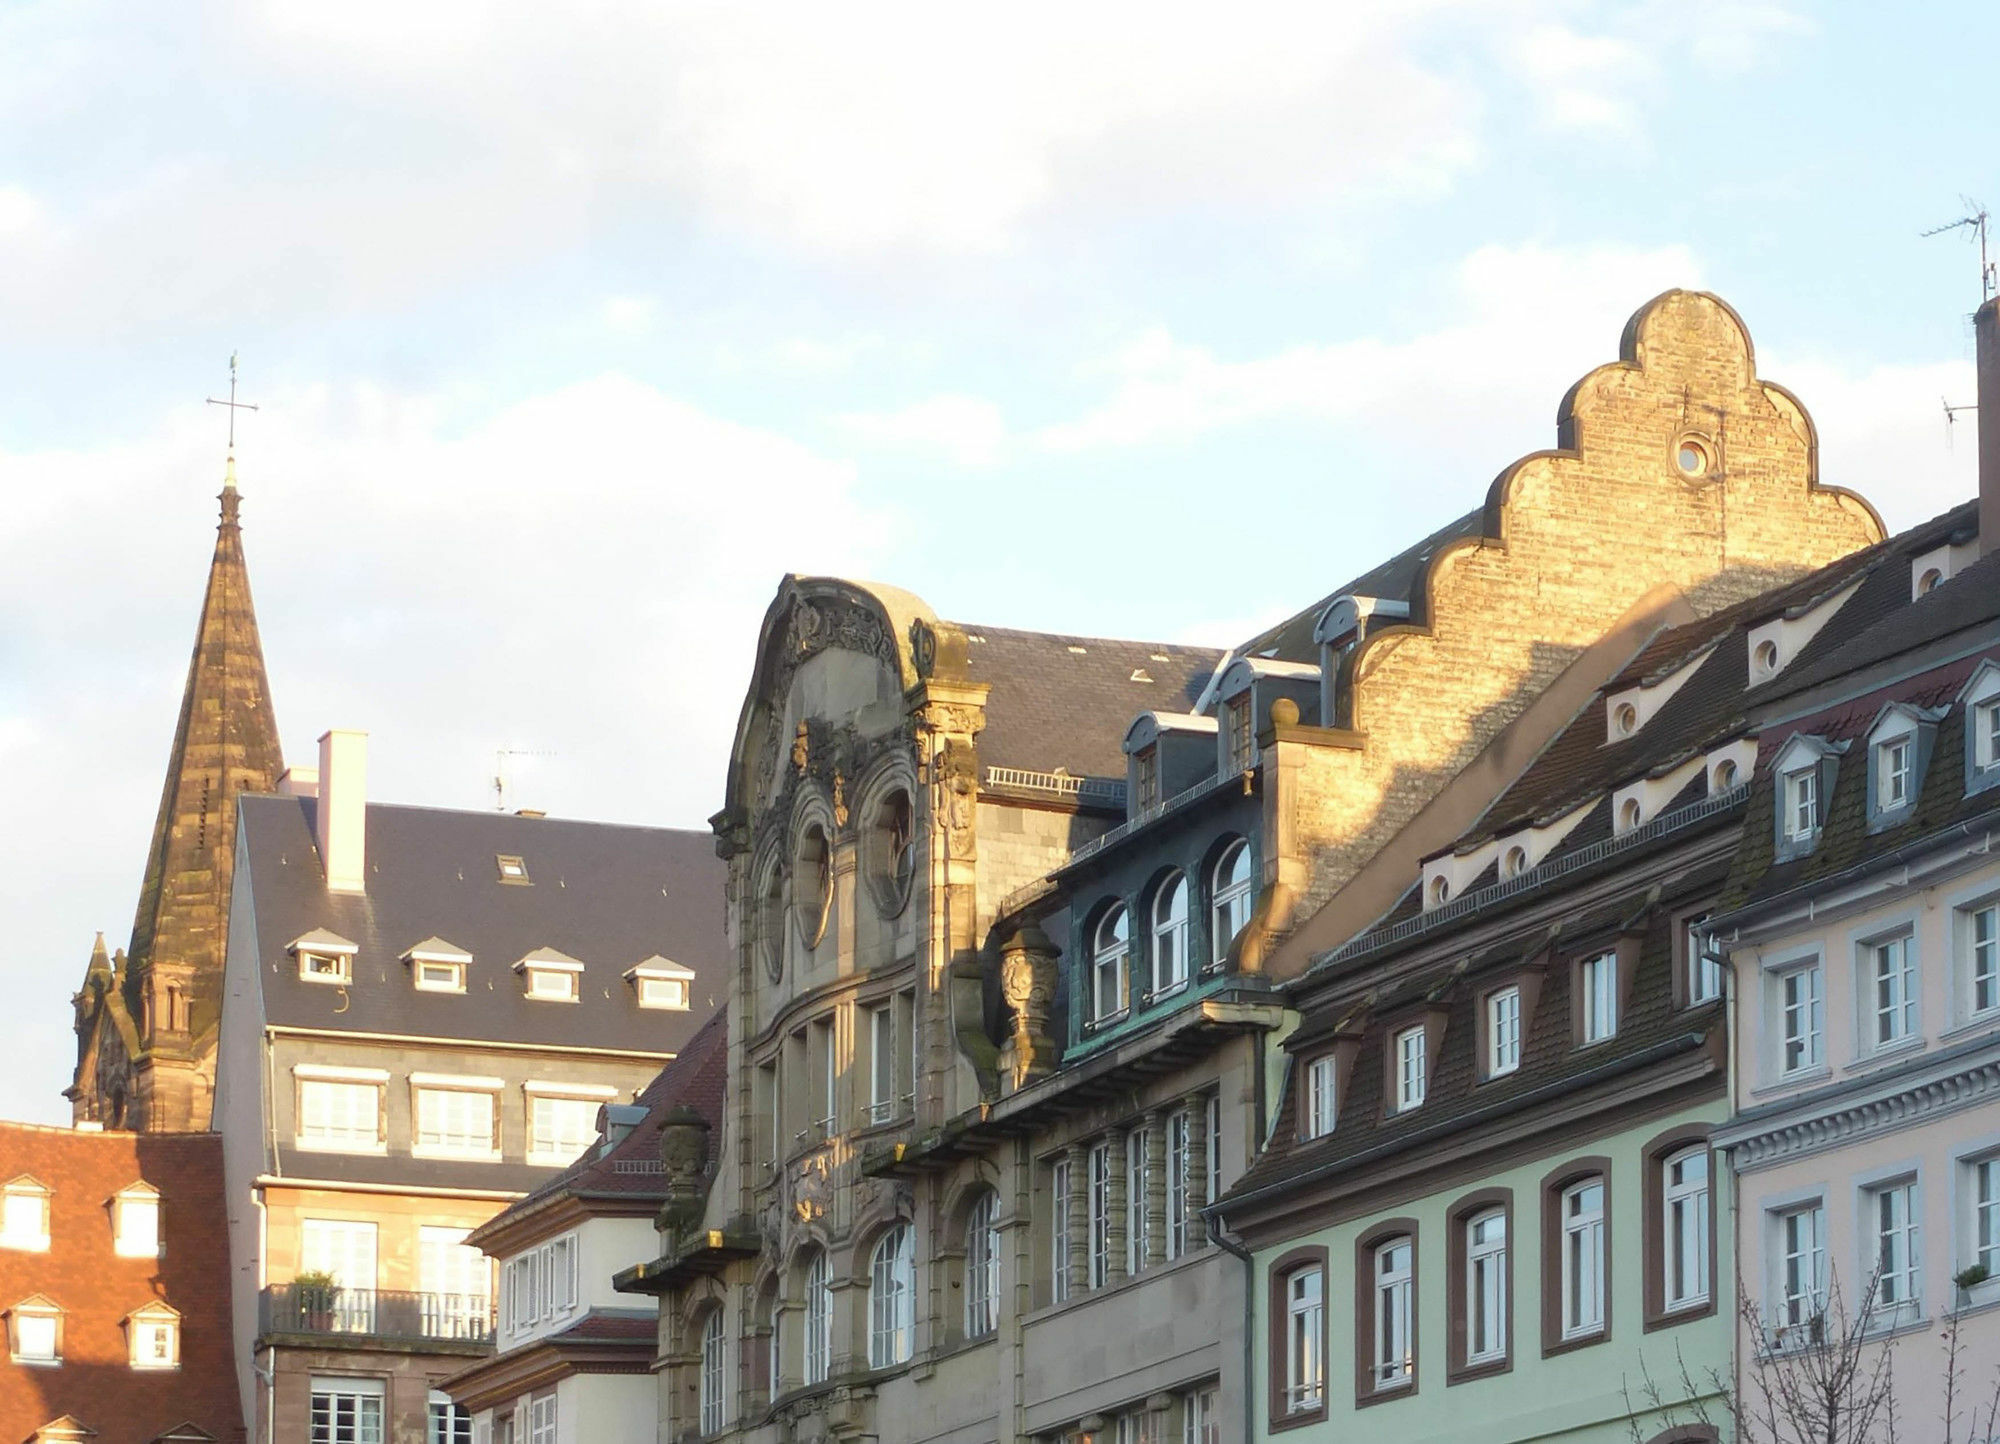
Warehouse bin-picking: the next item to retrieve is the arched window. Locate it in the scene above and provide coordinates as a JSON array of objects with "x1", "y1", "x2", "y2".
[
  {"x1": 759, "y1": 1284, "x2": 782, "y2": 1402},
  {"x1": 1210, "y1": 841, "x2": 1252, "y2": 968},
  {"x1": 795, "y1": 823, "x2": 833, "y2": 948},
  {"x1": 965, "y1": 1191, "x2": 999, "y2": 1338},
  {"x1": 1151, "y1": 873, "x2": 1190, "y2": 996},
  {"x1": 756, "y1": 859, "x2": 785, "y2": 982},
  {"x1": 802, "y1": 1251, "x2": 831, "y2": 1385},
  {"x1": 699, "y1": 1307, "x2": 728, "y2": 1434},
  {"x1": 869, "y1": 1225, "x2": 914, "y2": 1368},
  {"x1": 1092, "y1": 907, "x2": 1130, "y2": 1022},
  {"x1": 867, "y1": 789, "x2": 916, "y2": 916}
]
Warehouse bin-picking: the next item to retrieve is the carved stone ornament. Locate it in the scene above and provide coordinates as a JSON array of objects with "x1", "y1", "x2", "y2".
[
  {"x1": 656, "y1": 1103, "x2": 713, "y2": 1233},
  {"x1": 1000, "y1": 923, "x2": 1061, "y2": 1086},
  {"x1": 791, "y1": 720, "x2": 811, "y2": 774},
  {"x1": 909, "y1": 617, "x2": 937, "y2": 679}
]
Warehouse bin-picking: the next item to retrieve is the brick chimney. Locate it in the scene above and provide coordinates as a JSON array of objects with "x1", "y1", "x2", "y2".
[
  {"x1": 316, "y1": 729, "x2": 368, "y2": 893},
  {"x1": 1979, "y1": 298, "x2": 1999, "y2": 555}
]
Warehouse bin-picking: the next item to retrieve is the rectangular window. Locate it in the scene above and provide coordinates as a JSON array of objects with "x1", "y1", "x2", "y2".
[
  {"x1": 527, "y1": 1095, "x2": 598, "y2": 1165},
  {"x1": 1285, "y1": 1265, "x2": 1324, "y2": 1412},
  {"x1": 1786, "y1": 768, "x2": 1819, "y2": 841},
  {"x1": 415, "y1": 1088, "x2": 496, "y2": 1156},
  {"x1": 1879, "y1": 737, "x2": 1912, "y2": 809},
  {"x1": 1969, "y1": 904, "x2": 1999, "y2": 1018},
  {"x1": 428, "y1": 1400, "x2": 473, "y2": 1444},
  {"x1": 419, "y1": 1226, "x2": 491, "y2": 1341},
  {"x1": 1870, "y1": 935, "x2": 1918, "y2": 1047},
  {"x1": 1135, "y1": 746, "x2": 1160, "y2": 810},
  {"x1": 1580, "y1": 952, "x2": 1618, "y2": 1043},
  {"x1": 1869, "y1": 1180, "x2": 1919, "y2": 1313},
  {"x1": 299, "y1": 950, "x2": 352, "y2": 985},
  {"x1": 414, "y1": 960, "x2": 465, "y2": 993},
  {"x1": 1373, "y1": 1239, "x2": 1414, "y2": 1388},
  {"x1": 310, "y1": 1379, "x2": 385, "y2": 1444},
  {"x1": 1687, "y1": 917, "x2": 1723, "y2": 1004},
  {"x1": 298, "y1": 1079, "x2": 382, "y2": 1151},
  {"x1": 13, "y1": 1310, "x2": 57, "y2": 1363},
  {"x1": 1126, "y1": 1127, "x2": 1152, "y2": 1275},
  {"x1": 1779, "y1": 963, "x2": 1825, "y2": 1075},
  {"x1": 1303, "y1": 1056, "x2": 1337, "y2": 1138},
  {"x1": 814, "y1": 1018, "x2": 837, "y2": 1138},
  {"x1": 1973, "y1": 1158, "x2": 2000, "y2": 1277},
  {"x1": 1088, "y1": 1142, "x2": 1111, "y2": 1289},
  {"x1": 1226, "y1": 694, "x2": 1254, "y2": 775},
  {"x1": 636, "y1": 976, "x2": 688, "y2": 1010},
  {"x1": 1051, "y1": 1157, "x2": 1073, "y2": 1303},
  {"x1": 1183, "y1": 1385, "x2": 1219, "y2": 1444},
  {"x1": 1207, "y1": 1096, "x2": 1221, "y2": 1207},
  {"x1": 1664, "y1": 1148, "x2": 1710, "y2": 1312},
  {"x1": 1467, "y1": 1211, "x2": 1507, "y2": 1365},
  {"x1": 525, "y1": 968, "x2": 578, "y2": 1002},
  {"x1": 0, "y1": 1189, "x2": 48, "y2": 1250},
  {"x1": 1166, "y1": 1110, "x2": 1190, "y2": 1260},
  {"x1": 527, "y1": 1391, "x2": 556, "y2": 1444},
  {"x1": 1395, "y1": 1026, "x2": 1426, "y2": 1112},
  {"x1": 1486, "y1": 988, "x2": 1521, "y2": 1077},
  {"x1": 1561, "y1": 1180, "x2": 1606, "y2": 1340},
  {"x1": 1977, "y1": 700, "x2": 2000, "y2": 772},
  {"x1": 1778, "y1": 1203, "x2": 1826, "y2": 1333},
  {"x1": 868, "y1": 1004, "x2": 896, "y2": 1124}
]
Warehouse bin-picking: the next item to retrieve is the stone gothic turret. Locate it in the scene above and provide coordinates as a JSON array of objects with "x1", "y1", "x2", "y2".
[{"x1": 68, "y1": 460, "x2": 284, "y2": 1131}]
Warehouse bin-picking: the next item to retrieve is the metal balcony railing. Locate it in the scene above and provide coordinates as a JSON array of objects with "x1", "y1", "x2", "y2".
[{"x1": 259, "y1": 1283, "x2": 495, "y2": 1345}]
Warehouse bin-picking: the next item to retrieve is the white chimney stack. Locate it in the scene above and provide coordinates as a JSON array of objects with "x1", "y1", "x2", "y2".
[
  {"x1": 1978, "y1": 298, "x2": 1999, "y2": 556},
  {"x1": 316, "y1": 729, "x2": 369, "y2": 894}
]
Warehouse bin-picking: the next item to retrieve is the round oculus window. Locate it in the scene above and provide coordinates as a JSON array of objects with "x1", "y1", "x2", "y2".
[{"x1": 1676, "y1": 437, "x2": 1713, "y2": 476}]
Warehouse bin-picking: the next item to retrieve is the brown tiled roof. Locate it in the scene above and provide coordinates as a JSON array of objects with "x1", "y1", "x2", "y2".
[
  {"x1": 951, "y1": 625, "x2": 1222, "y2": 778},
  {"x1": 0, "y1": 1125, "x2": 243, "y2": 1443}
]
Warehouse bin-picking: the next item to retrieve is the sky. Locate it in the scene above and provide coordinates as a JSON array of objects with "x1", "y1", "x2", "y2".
[{"x1": 0, "y1": 0, "x2": 1993, "y2": 1124}]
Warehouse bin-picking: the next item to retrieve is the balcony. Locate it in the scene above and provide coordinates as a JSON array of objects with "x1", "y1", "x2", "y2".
[{"x1": 258, "y1": 1283, "x2": 495, "y2": 1350}]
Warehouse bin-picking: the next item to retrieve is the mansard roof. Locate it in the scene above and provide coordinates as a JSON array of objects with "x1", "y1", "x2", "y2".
[{"x1": 235, "y1": 794, "x2": 725, "y2": 1054}]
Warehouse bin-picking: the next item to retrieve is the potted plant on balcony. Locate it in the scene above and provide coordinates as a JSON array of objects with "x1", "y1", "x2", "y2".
[
  {"x1": 294, "y1": 1270, "x2": 338, "y2": 1331},
  {"x1": 1955, "y1": 1263, "x2": 1992, "y2": 1312}
]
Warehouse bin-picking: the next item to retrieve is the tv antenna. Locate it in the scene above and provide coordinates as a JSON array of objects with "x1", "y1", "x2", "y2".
[
  {"x1": 493, "y1": 749, "x2": 557, "y2": 811},
  {"x1": 1921, "y1": 200, "x2": 1995, "y2": 300}
]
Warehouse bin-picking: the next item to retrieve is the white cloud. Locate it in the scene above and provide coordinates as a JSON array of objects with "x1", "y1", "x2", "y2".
[
  {"x1": 838, "y1": 394, "x2": 1007, "y2": 469},
  {"x1": 0, "y1": 375, "x2": 889, "y2": 1122},
  {"x1": 600, "y1": 295, "x2": 656, "y2": 334}
]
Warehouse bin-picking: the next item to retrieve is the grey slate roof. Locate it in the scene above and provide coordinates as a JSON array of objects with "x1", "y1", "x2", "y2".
[
  {"x1": 236, "y1": 795, "x2": 725, "y2": 1054},
  {"x1": 951, "y1": 624, "x2": 1222, "y2": 779}
]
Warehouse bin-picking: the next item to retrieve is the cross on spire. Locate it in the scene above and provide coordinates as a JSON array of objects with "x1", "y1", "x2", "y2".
[{"x1": 206, "y1": 351, "x2": 259, "y2": 459}]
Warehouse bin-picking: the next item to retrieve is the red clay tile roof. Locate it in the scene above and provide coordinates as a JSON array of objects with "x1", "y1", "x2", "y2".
[{"x1": 0, "y1": 1124, "x2": 242, "y2": 1444}]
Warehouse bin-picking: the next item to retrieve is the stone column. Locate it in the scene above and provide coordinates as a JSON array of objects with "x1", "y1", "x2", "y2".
[
  {"x1": 1065, "y1": 1144, "x2": 1089, "y2": 1298},
  {"x1": 1182, "y1": 1093, "x2": 1209, "y2": 1253},
  {"x1": 1145, "y1": 1113, "x2": 1170, "y2": 1268},
  {"x1": 1106, "y1": 1129, "x2": 1129, "y2": 1286}
]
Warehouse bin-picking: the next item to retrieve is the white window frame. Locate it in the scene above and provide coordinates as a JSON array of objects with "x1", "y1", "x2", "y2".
[
  {"x1": 1580, "y1": 951, "x2": 1618, "y2": 1044},
  {"x1": 1303, "y1": 1055, "x2": 1337, "y2": 1139},
  {"x1": 295, "y1": 1071, "x2": 387, "y2": 1154},
  {"x1": 1866, "y1": 1177, "x2": 1920, "y2": 1322},
  {"x1": 127, "y1": 1305, "x2": 180, "y2": 1370},
  {"x1": 1664, "y1": 1147, "x2": 1710, "y2": 1313},
  {"x1": 1285, "y1": 1264, "x2": 1324, "y2": 1413},
  {"x1": 1, "y1": 1179, "x2": 50, "y2": 1252},
  {"x1": 1866, "y1": 932, "x2": 1919, "y2": 1050},
  {"x1": 1785, "y1": 766, "x2": 1820, "y2": 842},
  {"x1": 1686, "y1": 916, "x2": 1723, "y2": 1005},
  {"x1": 1051, "y1": 1156, "x2": 1073, "y2": 1303},
  {"x1": 413, "y1": 959, "x2": 466, "y2": 993},
  {"x1": 298, "y1": 950, "x2": 353, "y2": 986},
  {"x1": 1976, "y1": 697, "x2": 2000, "y2": 775},
  {"x1": 10, "y1": 1300, "x2": 60, "y2": 1365},
  {"x1": 1088, "y1": 1141, "x2": 1112, "y2": 1289},
  {"x1": 1093, "y1": 907, "x2": 1131, "y2": 1022},
  {"x1": 525, "y1": 1088, "x2": 610, "y2": 1166},
  {"x1": 700, "y1": 1307, "x2": 728, "y2": 1434},
  {"x1": 114, "y1": 1184, "x2": 161, "y2": 1259},
  {"x1": 413, "y1": 1081, "x2": 501, "y2": 1160},
  {"x1": 527, "y1": 1390, "x2": 556, "y2": 1444},
  {"x1": 1152, "y1": 873, "x2": 1190, "y2": 997},
  {"x1": 1777, "y1": 960, "x2": 1825, "y2": 1077},
  {"x1": 1560, "y1": 1179, "x2": 1606, "y2": 1341},
  {"x1": 1183, "y1": 1384, "x2": 1219, "y2": 1444},
  {"x1": 1466, "y1": 1210, "x2": 1507, "y2": 1366},
  {"x1": 1877, "y1": 735, "x2": 1913, "y2": 810},
  {"x1": 868, "y1": 1003, "x2": 896, "y2": 1125},
  {"x1": 1394, "y1": 1026, "x2": 1427, "y2": 1112},
  {"x1": 1970, "y1": 1155, "x2": 2000, "y2": 1281},
  {"x1": 1964, "y1": 900, "x2": 2000, "y2": 1022},
  {"x1": 1126, "y1": 1126, "x2": 1151, "y2": 1275},
  {"x1": 310, "y1": 1376, "x2": 386, "y2": 1444},
  {"x1": 1775, "y1": 1201, "x2": 1827, "y2": 1338},
  {"x1": 1373, "y1": 1237, "x2": 1414, "y2": 1389},
  {"x1": 803, "y1": 1251, "x2": 832, "y2": 1385},
  {"x1": 1166, "y1": 1109, "x2": 1191, "y2": 1260},
  {"x1": 868, "y1": 1224, "x2": 914, "y2": 1369},
  {"x1": 427, "y1": 1392, "x2": 472, "y2": 1444},
  {"x1": 965, "y1": 1191, "x2": 999, "y2": 1338},
  {"x1": 1486, "y1": 987, "x2": 1521, "y2": 1078},
  {"x1": 1210, "y1": 841, "x2": 1253, "y2": 969}
]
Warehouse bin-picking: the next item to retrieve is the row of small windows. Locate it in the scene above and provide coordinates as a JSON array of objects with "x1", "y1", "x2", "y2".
[
  {"x1": 1088, "y1": 840, "x2": 1254, "y2": 1024},
  {"x1": 1297, "y1": 929, "x2": 1722, "y2": 1143},
  {"x1": 306, "y1": 1382, "x2": 475, "y2": 1444},
  {"x1": 1760, "y1": 898, "x2": 1999, "y2": 1082},
  {"x1": 292, "y1": 933, "x2": 693, "y2": 1010},
  {"x1": 1039, "y1": 1385, "x2": 1221, "y2": 1444},
  {"x1": 1, "y1": 1175, "x2": 158, "y2": 1257},
  {"x1": 1277, "y1": 1145, "x2": 1711, "y2": 1419},
  {"x1": 293, "y1": 1071, "x2": 611, "y2": 1166},
  {"x1": 756, "y1": 990, "x2": 918, "y2": 1158},
  {"x1": 6, "y1": 1294, "x2": 180, "y2": 1371},
  {"x1": 1049, "y1": 1097, "x2": 1221, "y2": 1301}
]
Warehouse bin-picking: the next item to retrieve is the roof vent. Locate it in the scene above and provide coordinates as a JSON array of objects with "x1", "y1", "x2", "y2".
[
  {"x1": 1067, "y1": 645, "x2": 1087, "y2": 654},
  {"x1": 1130, "y1": 668, "x2": 1153, "y2": 683}
]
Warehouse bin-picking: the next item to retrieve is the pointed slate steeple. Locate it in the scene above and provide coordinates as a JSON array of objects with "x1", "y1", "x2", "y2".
[{"x1": 70, "y1": 463, "x2": 284, "y2": 1131}]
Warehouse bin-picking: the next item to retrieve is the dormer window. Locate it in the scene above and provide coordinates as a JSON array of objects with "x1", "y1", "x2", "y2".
[
  {"x1": 1393, "y1": 1026, "x2": 1428, "y2": 1112},
  {"x1": 112, "y1": 1183, "x2": 160, "y2": 1258},
  {"x1": 290, "y1": 929, "x2": 359, "y2": 986},
  {"x1": 515, "y1": 948, "x2": 585, "y2": 1002},
  {"x1": 1613, "y1": 702, "x2": 1638, "y2": 737},
  {"x1": 7, "y1": 1296, "x2": 61, "y2": 1365},
  {"x1": 1754, "y1": 639, "x2": 1779, "y2": 676},
  {"x1": 403, "y1": 938, "x2": 473, "y2": 994},
  {"x1": 1428, "y1": 875, "x2": 1451, "y2": 908},
  {"x1": 1771, "y1": 733, "x2": 1844, "y2": 860},
  {"x1": 1, "y1": 1178, "x2": 51, "y2": 1252},
  {"x1": 125, "y1": 1302, "x2": 179, "y2": 1370},
  {"x1": 1961, "y1": 661, "x2": 2000, "y2": 797},
  {"x1": 1713, "y1": 759, "x2": 1739, "y2": 791},
  {"x1": 1618, "y1": 798, "x2": 1643, "y2": 833},
  {"x1": 1877, "y1": 737, "x2": 1911, "y2": 810},
  {"x1": 1784, "y1": 768, "x2": 1818, "y2": 842},
  {"x1": 1134, "y1": 746, "x2": 1160, "y2": 812},
  {"x1": 1225, "y1": 694, "x2": 1254, "y2": 774},
  {"x1": 1865, "y1": 703, "x2": 1941, "y2": 832},
  {"x1": 625, "y1": 956, "x2": 696, "y2": 1011},
  {"x1": 497, "y1": 854, "x2": 532, "y2": 885},
  {"x1": 1502, "y1": 845, "x2": 1528, "y2": 879}
]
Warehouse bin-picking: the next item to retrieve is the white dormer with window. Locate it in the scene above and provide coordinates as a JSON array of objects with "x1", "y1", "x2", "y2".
[
  {"x1": 125, "y1": 1301, "x2": 180, "y2": 1370},
  {"x1": 112, "y1": 1182, "x2": 160, "y2": 1258},
  {"x1": 1611, "y1": 755, "x2": 1707, "y2": 836},
  {"x1": 1315, "y1": 594, "x2": 1408, "y2": 728},
  {"x1": 1453, "y1": 799, "x2": 1597, "y2": 904},
  {"x1": 1770, "y1": 734, "x2": 1846, "y2": 861},
  {"x1": 515, "y1": 948, "x2": 584, "y2": 1002},
  {"x1": 7, "y1": 1296, "x2": 62, "y2": 1365},
  {"x1": 1864, "y1": 701, "x2": 1944, "y2": 832},
  {"x1": 1706, "y1": 737, "x2": 1757, "y2": 794},
  {"x1": 1960, "y1": 659, "x2": 2000, "y2": 797},
  {"x1": 1603, "y1": 642, "x2": 1716, "y2": 744},
  {"x1": 1, "y1": 1177, "x2": 51, "y2": 1252},
  {"x1": 1909, "y1": 536, "x2": 1978, "y2": 600},
  {"x1": 402, "y1": 937, "x2": 473, "y2": 993},
  {"x1": 290, "y1": 929, "x2": 359, "y2": 986},
  {"x1": 625, "y1": 956, "x2": 695, "y2": 1010},
  {"x1": 1745, "y1": 579, "x2": 1862, "y2": 685}
]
